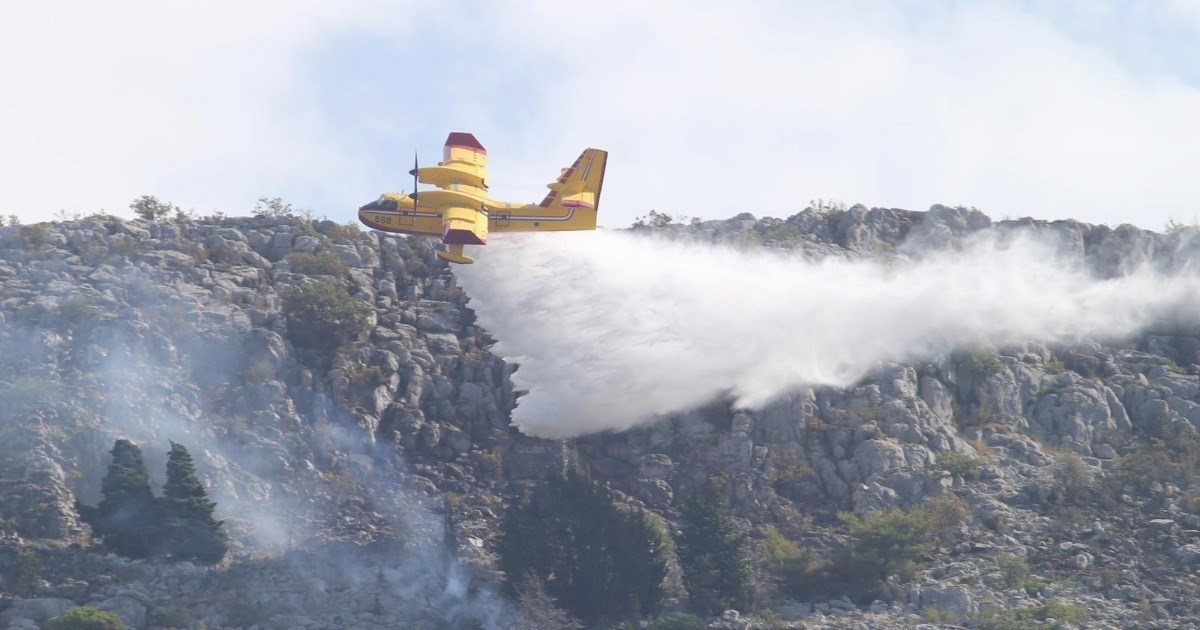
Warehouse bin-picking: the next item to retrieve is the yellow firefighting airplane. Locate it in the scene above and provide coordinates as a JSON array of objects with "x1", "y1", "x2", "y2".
[{"x1": 358, "y1": 132, "x2": 607, "y2": 264}]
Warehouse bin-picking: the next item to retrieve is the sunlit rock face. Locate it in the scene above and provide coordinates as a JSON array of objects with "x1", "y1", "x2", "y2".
[{"x1": 0, "y1": 207, "x2": 1199, "y2": 628}]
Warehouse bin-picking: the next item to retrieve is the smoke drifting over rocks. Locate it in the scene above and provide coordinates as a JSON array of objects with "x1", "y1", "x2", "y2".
[
  {"x1": 456, "y1": 222, "x2": 1200, "y2": 437},
  {"x1": 0, "y1": 215, "x2": 513, "y2": 627},
  {"x1": 6, "y1": 205, "x2": 1200, "y2": 628}
]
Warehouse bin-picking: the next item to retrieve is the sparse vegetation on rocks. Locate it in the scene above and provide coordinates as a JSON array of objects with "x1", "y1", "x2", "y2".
[
  {"x1": 280, "y1": 279, "x2": 373, "y2": 367},
  {"x1": 1, "y1": 207, "x2": 1200, "y2": 628},
  {"x1": 44, "y1": 606, "x2": 125, "y2": 630},
  {"x1": 129, "y1": 195, "x2": 178, "y2": 222},
  {"x1": 77, "y1": 440, "x2": 227, "y2": 564}
]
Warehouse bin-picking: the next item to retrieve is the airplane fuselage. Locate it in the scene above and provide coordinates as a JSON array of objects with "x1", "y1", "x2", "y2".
[{"x1": 358, "y1": 132, "x2": 606, "y2": 264}]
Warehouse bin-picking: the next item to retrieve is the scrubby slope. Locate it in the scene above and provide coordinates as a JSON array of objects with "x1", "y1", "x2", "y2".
[{"x1": 0, "y1": 206, "x2": 1198, "y2": 629}]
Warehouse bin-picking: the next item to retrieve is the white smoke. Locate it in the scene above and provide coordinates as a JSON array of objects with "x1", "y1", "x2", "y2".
[{"x1": 454, "y1": 229, "x2": 1200, "y2": 438}]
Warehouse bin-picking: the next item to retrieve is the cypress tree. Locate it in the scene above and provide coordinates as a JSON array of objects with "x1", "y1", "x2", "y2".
[
  {"x1": 675, "y1": 492, "x2": 751, "y2": 615},
  {"x1": 79, "y1": 439, "x2": 159, "y2": 558},
  {"x1": 158, "y1": 442, "x2": 229, "y2": 564},
  {"x1": 442, "y1": 496, "x2": 460, "y2": 559}
]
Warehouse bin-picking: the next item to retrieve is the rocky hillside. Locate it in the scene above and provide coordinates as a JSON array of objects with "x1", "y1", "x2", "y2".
[{"x1": 1, "y1": 206, "x2": 1199, "y2": 629}]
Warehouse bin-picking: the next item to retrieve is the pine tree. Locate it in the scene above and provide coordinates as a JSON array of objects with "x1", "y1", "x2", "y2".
[
  {"x1": 675, "y1": 492, "x2": 751, "y2": 615},
  {"x1": 442, "y1": 496, "x2": 460, "y2": 559},
  {"x1": 617, "y1": 510, "x2": 671, "y2": 618},
  {"x1": 78, "y1": 440, "x2": 159, "y2": 558},
  {"x1": 158, "y1": 442, "x2": 229, "y2": 564}
]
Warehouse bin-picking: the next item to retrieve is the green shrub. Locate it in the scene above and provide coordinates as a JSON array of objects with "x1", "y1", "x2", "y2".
[
  {"x1": 1116, "y1": 433, "x2": 1200, "y2": 495},
  {"x1": 996, "y1": 552, "x2": 1029, "y2": 589},
  {"x1": 1053, "y1": 450, "x2": 1093, "y2": 503},
  {"x1": 783, "y1": 506, "x2": 936, "y2": 602},
  {"x1": 3, "y1": 375, "x2": 60, "y2": 408},
  {"x1": 1165, "y1": 216, "x2": 1200, "y2": 234},
  {"x1": 173, "y1": 240, "x2": 208, "y2": 263},
  {"x1": 222, "y1": 599, "x2": 278, "y2": 627},
  {"x1": 836, "y1": 508, "x2": 933, "y2": 584},
  {"x1": 976, "y1": 598, "x2": 1085, "y2": 629},
  {"x1": 642, "y1": 614, "x2": 707, "y2": 630},
  {"x1": 632, "y1": 210, "x2": 679, "y2": 228},
  {"x1": 288, "y1": 251, "x2": 346, "y2": 276},
  {"x1": 18, "y1": 223, "x2": 50, "y2": 248},
  {"x1": 109, "y1": 234, "x2": 140, "y2": 255},
  {"x1": 957, "y1": 402, "x2": 998, "y2": 429},
  {"x1": 16, "y1": 548, "x2": 42, "y2": 596},
  {"x1": 320, "y1": 222, "x2": 365, "y2": 240},
  {"x1": 983, "y1": 512, "x2": 1009, "y2": 534},
  {"x1": 923, "y1": 605, "x2": 959, "y2": 624},
  {"x1": 761, "y1": 524, "x2": 802, "y2": 572},
  {"x1": 59, "y1": 295, "x2": 97, "y2": 321},
  {"x1": 936, "y1": 451, "x2": 980, "y2": 480},
  {"x1": 810, "y1": 198, "x2": 847, "y2": 215},
  {"x1": 280, "y1": 280, "x2": 373, "y2": 368},
  {"x1": 253, "y1": 196, "x2": 297, "y2": 217},
  {"x1": 129, "y1": 195, "x2": 177, "y2": 222},
  {"x1": 44, "y1": 606, "x2": 125, "y2": 630},
  {"x1": 760, "y1": 524, "x2": 822, "y2": 598},
  {"x1": 346, "y1": 364, "x2": 388, "y2": 388},
  {"x1": 766, "y1": 448, "x2": 819, "y2": 502},
  {"x1": 995, "y1": 552, "x2": 1045, "y2": 595},
  {"x1": 204, "y1": 242, "x2": 243, "y2": 265},
  {"x1": 956, "y1": 349, "x2": 1004, "y2": 378},
  {"x1": 921, "y1": 494, "x2": 971, "y2": 540}
]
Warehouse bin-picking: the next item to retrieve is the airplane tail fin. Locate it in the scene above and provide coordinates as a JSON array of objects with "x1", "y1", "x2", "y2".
[{"x1": 539, "y1": 148, "x2": 608, "y2": 219}]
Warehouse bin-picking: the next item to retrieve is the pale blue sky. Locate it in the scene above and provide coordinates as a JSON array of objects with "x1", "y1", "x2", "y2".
[{"x1": 3, "y1": 1, "x2": 1200, "y2": 229}]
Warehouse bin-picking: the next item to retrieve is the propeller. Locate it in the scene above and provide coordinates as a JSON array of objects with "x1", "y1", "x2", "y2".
[{"x1": 407, "y1": 152, "x2": 419, "y2": 212}]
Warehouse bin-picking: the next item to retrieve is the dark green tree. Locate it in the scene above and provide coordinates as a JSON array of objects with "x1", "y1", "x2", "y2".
[
  {"x1": 78, "y1": 440, "x2": 160, "y2": 558},
  {"x1": 280, "y1": 280, "x2": 372, "y2": 368},
  {"x1": 442, "y1": 496, "x2": 460, "y2": 559},
  {"x1": 16, "y1": 548, "x2": 43, "y2": 597},
  {"x1": 834, "y1": 508, "x2": 932, "y2": 585},
  {"x1": 158, "y1": 442, "x2": 229, "y2": 564},
  {"x1": 675, "y1": 492, "x2": 751, "y2": 615},
  {"x1": 498, "y1": 467, "x2": 667, "y2": 625}
]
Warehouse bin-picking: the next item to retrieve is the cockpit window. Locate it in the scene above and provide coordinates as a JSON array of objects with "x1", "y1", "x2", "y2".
[{"x1": 360, "y1": 196, "x2": 400, "y2": 212}]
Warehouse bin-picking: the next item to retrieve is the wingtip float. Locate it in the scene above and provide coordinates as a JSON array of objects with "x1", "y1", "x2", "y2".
[{"x1": 358, "y1": 132, "x2": 607, "y2": 264}]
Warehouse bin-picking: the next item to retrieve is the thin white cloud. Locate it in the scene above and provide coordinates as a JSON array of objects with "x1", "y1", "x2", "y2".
[
  {"x1": 479, "y1": 1, "x2": 1200, "y2": 230},
  {"x1": 0, "y1": 1, "x2": 408, "y2": 219},
  {"x1": 3, "y1": 1, "x2": 1199, "y2": 229}
]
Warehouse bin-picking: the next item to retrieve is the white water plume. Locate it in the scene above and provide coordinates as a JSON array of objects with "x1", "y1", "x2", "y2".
[{"x1": 454, "y1": 229, "x2": 1200, "y2": 438}]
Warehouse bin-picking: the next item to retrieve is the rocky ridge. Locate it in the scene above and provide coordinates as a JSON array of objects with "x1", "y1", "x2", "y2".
[{"x1": 0, "y1": 205, "x2": 1197, "y2": 628}]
